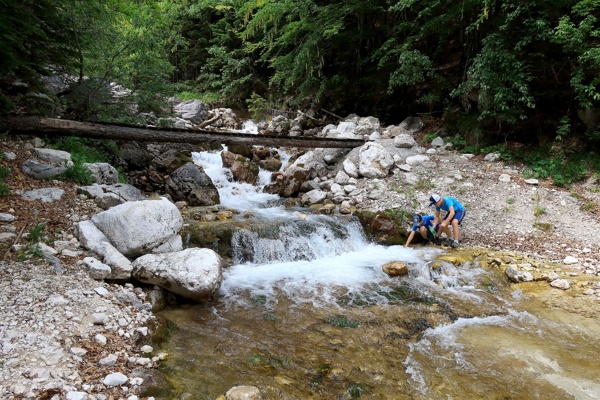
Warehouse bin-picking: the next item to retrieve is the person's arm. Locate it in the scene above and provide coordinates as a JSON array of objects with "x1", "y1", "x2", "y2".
[
  {"x1": 446, "y1": 206, "x2": 455, "y2": 222},
  {"x1": 433, "y1": 210, "x2": 441, "y2": 235},
  {"x1": 441, "y1": 206, "x2": 456, "y2": 227},
  {"x1": 405, "y1": 231, "x2": 415, "y2": 247}
]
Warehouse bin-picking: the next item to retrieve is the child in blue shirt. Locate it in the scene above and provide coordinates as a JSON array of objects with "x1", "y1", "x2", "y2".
[{"x1": 404, "y1": 214, "x2": 440, "y2": 247}]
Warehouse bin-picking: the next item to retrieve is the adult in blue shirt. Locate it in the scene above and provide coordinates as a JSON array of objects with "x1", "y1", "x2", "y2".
[
  {"x1": 429, "y1": 194, "x2": 466, "y2": 248},
  {"x1": 404, "y1": 214, "x2": 439, "y2": 247}
]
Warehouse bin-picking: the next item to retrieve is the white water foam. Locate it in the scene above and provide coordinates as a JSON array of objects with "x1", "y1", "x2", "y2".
[
  {"x1": 191, "y1": 121, "x2": 292, "y2": 213},
  {"x1": 219, "y1": 243, "x2": 440, "y2": 308}
]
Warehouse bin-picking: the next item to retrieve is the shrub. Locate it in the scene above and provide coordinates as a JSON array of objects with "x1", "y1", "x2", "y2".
[
  {"x1": 0, "y1": 165, "x2": 10, "y2": 197},
  {"x1": 58, "y1": 164, "x2": 94, "y2": 185}
]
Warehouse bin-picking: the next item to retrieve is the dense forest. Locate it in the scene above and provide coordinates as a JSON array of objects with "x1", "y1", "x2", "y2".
[{"x1": 1, "y1": 0, "x2": 599, "y2": 147}]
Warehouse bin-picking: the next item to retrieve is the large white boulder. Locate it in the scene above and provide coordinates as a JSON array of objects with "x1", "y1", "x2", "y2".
[
  {"x1": 358, "y1": 142, "x2": 394, "y2": 178},
  {"x1": 91, "y1": 198, "x2": 183, "y2": 257},
  {"x1": 132, "y1": 248, "x2": 223, "y2": 301}
]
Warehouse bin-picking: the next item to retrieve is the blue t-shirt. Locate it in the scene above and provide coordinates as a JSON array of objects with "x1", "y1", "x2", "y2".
[
  {"x1": 412, "y1": 215, "x2": 435, "y2": 232},
  {"x1": 436, "y1": 197, "x2": 465, "y2": 213}
]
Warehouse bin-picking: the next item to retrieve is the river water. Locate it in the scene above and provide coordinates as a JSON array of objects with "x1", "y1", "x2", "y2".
[{"x1": 155, "y1": 127, "x2": 600, "y2": 399}]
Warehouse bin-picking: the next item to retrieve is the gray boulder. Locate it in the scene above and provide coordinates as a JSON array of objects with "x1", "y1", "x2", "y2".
[
  {"x1": 358, "y1": 142, "x2": 394, "y2": 178},
  {"x1": 174, "y1": 99, "x2": 208, "y2": 124},
  {"x1": 165, "y1": 162, "x2": 220, "y2": 206},
  {"x1": 83, "y1": 163, "x2": 119, "y2": 184},
  {"x1": 91, "y1": 197, "x2": 183, "y2": 258},
  {"x1": 21, "y1": 159, "x2": 67, "y2": 180},
  {"x1": 33, "y1": 148, "x2": 73, "y2": 167},
  {"x1": 399, "y1": 116, "x2": 424, "y2": 133},
  {"x1": 132, "y1": 248, "x2": 223, "y2": 301}
]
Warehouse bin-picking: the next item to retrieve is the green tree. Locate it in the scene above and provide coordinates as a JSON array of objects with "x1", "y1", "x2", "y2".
[
  {"x1": 0, "y1": 0, "x2": 79, "y2": 79},
  {"x1": 554, "y1": 0, "x2": 600, "y2": 109}
]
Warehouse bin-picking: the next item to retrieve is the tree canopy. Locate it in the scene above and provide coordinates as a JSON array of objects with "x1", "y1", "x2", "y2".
[{"x1": 1, "y1": 0, "x2": 599, "y2": 145}]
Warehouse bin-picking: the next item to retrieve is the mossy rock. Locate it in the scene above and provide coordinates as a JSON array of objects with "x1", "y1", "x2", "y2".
[{"x1": 355, "y1": 209, "x2": 408, "y2": 245}]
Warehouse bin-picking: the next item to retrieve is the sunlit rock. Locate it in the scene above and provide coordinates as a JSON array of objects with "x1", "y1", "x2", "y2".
[
  {"x1": 132, "y1": 248, "x2": 223, "y2": 301},
  {"x1": 91, "y1": 197, "x2": 183, "y2": 257},
  {"x1": 382, "y1": 261, "x2": 409, "y2": 276},
  {"x1": 358, "y1": 142, "x2": 394, "y2": 178},
  {"x1": 225, "y1": 385, "x2": 261, "y2": 400},
  {"x1": 550, "y1": 279, "x2": 571, "y2": 290}
]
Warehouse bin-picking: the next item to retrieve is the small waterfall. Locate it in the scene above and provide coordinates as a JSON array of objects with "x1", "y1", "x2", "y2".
[{"x1": 231, "y1": 215, "x2": 368, "y2": 264}]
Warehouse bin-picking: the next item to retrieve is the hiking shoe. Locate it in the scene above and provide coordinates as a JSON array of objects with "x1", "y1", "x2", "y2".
[
  {"x1": 451, "y1": 240, "x2": 460, "y2": 248},
  {"x1": 431, "y1": 237, "x2": 441, "y2": 245},
  {"x1": 443, "y1": 238, "x2": 454, "y2": 246},
  {"x1": 420, "y1": 240, "x2": 430, "y2": 246}
]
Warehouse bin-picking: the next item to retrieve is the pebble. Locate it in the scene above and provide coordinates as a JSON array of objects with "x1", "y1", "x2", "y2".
[
  {"x1": 563, "y1": 256, "x2": 579, "y2": 264},
  {"x1": 103, "y1": 372, "x2": 128, "y2": 386}
]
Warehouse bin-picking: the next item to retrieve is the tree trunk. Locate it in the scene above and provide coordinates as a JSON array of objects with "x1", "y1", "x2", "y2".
[{"x1": 0, "y1": 116, "x2": 365, "y2": 149}]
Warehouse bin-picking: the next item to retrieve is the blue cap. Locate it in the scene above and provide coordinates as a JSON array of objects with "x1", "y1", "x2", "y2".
[
  {"x1": 429, "y1": 194, "x2": 441, "y2": 206},
  {"x1": 412, "y1": 214, "x2": 422, "y2": 229}
]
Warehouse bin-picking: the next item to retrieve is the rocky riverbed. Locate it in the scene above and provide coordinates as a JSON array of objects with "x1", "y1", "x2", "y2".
[{"x1": 1, "y1": 121, "x2": 600, "y2": 399}]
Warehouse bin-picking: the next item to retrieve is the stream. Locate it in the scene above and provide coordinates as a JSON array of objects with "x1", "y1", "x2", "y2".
[{"x1": 153, "y1": 125, "x2": 600, "y2": 399}]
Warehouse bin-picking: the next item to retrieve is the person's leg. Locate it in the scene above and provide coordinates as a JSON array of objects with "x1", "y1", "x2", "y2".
[
  {"x1": 441, "y1": 216, "x2": 453, "y2": 243},
  {"x1": 451, "y1": 219, "x2": 460, "y2": 241},
  {"x1": 450, "y1": 210, "x2": 465, "y2": 246},
  {"x1": 419, "y1": 226, "x2": 428, "y2": 239}
]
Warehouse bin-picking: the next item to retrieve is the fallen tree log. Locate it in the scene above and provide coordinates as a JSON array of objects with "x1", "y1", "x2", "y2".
[{"x1": 0, "y1": 116, "x2": 365, "y2": 149}]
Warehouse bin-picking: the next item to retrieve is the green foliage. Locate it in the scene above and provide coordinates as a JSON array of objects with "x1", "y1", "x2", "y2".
[
  {"x1": 48, "y1": 136, "x2": 121, "y2": 184},
  {"x1": 3, "y1": 0, "x2": 600, "y2": 145},
  {"x1": 0, "y1": 0, "x2": 79, "y2": 78},
  {"x1": 58, "y1": 164, "x2": 94, "y2": 185},
  {"x1": 423, "y1": 132, "x2": 438, "y2": 143},
  {"x1": 327, "y1": 315, "x2": 360, "y2": 328},
  {"x1": 175, "y1": 90, "x2": 220, "y2": 103},
  {"x1": 49, "y1": 136, "x2": 119, "y2": 164},
  {"x1": 555, "y1": 116, "x2": 571, "y2": 141},
  {"x1": 18, "y1": 223, "x2": 47, "y2": 260},
  {"x1": 514, "y1": 146, "x2": 595, "y2": 187},
  {"x1": 388, "y1": 49, "x2": 434, "y2": 90},
  {"x1": 27, "y1": 223, "x2": 46, "y2": 243},
  {"x1": 534, "y1": 206, "x2": 546, "y2": 217},
  {"x1": 415, "y1": 177, "x2": 434, "y2": 191},
  {"x1": 553, "y1": 0, "x2": 600, "y2": 109},
  {"x1": 0, "y1": 95, "x2": 13, "y2": 114},
  {"x1": 452, "y1": 33, "x2": 535, "y2": 125},
  {"x1": 246, "y1": 92, "x2": 268, "y2": 121},
  {"x1": 0, "y1": 163, "x2": 10, "y2": 197}
]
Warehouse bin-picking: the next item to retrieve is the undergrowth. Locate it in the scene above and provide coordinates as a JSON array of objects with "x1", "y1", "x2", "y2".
[
  {"x1": 0, "y1": 154, "x2": 10, "y2": 197},
  {"x1": 433, "y1": 135, "x2": 600, "y2": 188},
  {"x1": 17, "y1": 223, "x2": 47, "y2": 261},
  {"x1": 47, "y1": 136, "x2": 124, "y2": 184}
]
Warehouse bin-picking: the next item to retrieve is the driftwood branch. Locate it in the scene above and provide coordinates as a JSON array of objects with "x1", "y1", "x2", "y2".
[
  {"x1": 321, "y1": 109, "x2": 343, "y2": 120},
  {"x1": 0, "y1": 116, "x2": 365, "y2": 149},
  {"x1": 197, "y1": 110, "x2": 222, "y2": 129}
]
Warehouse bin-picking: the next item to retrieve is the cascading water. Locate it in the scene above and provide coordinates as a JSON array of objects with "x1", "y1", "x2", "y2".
[{"x1": 155, "y1": 124, "x2": 600, "y2": 399}]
